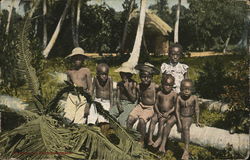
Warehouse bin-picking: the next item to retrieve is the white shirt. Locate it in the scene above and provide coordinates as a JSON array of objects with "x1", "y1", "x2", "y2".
[{"x1": 161, "y1": 62, "x2": 189, "y2": 93}]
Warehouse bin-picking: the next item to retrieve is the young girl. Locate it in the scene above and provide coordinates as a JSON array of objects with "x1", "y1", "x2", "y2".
[{"x1": 161, "y1": 44, "x2": 189, "y2": 93}]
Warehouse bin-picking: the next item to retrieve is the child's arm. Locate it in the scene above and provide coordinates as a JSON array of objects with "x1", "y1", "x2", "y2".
[
  {"x1": 86, "y1": 69, "x2": 93, "y2": 96},
  {"x1": 110, "y1": 77, "x2": 114, "y2": 108},
  {"x1": 123, "y1": 81, "x2": 137, "y2": 103},
  {"x1": 175, "y1": 96, "x2": 182, "y2": 132},
  {"x1": 116, "y1": 84, "x2": 124, "y2": 113},
  {"x1": 154, "y1": 93, "x2": 162, "y2": 117},
  {"x1": 194, "y1": 96, "x2": 201, "y2": 127},
  {"x1": 163, "y1": 93, "x2": 177, "y2": 119}
]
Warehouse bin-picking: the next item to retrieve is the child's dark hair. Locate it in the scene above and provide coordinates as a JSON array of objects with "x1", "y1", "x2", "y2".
[
  {"x1": 169, "y1": 43, "x2": 183, "y2": 54},
  {"x1": 96, "y1": 63, "x2": 109, "y2": 72},
  {"x1": 162, "y1": 74, "x2": 175, "y2": 85},
  {"x1": 181, "y1": 79, "x2": 193, "y2": 88}
]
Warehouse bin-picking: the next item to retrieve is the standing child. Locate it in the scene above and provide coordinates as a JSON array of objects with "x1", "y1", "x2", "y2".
[
  {"x1": 147, "y1": 74, "x2": 177, "y2": 153},
  {"x1": 64, "y1": 47, "x2": 92, "y2": 124},
  {"x1": 110, "y1": 62, "x2": 138, "y2": 127},
  {"x1": 87, "y1": 63, "x2": 114, "y2": 125},
  {"x1": 176, "y1": 79, "x2": 201, "y2": 160},
  {"x1": 161, "y1": 44, "x2": 189, "y2": 93},
  {"x1": 127, "y1": 63, "x2": 159, "y2": 144}
]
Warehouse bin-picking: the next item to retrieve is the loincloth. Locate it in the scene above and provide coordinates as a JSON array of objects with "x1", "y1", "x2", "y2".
[{"x1": 129, "y1": 102, "x2": 154, "y2": 122}]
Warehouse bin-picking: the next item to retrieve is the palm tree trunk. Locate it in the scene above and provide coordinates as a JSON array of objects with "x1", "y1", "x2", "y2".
[
  {"x1": 127, "y1": 0, "x2": 147, "y2": 66},
  {"x1": 5, "y1": 0, "x2": 15, "y2": 35},
  {"x1": 75, "y1": 0, "x2": 80, "y2": 47},
  {"x1": 43, "y1": 0, "x2": 72, "y2": 58},
  {"x1": 71, "y1": 0, "x2": 77, "y2": 47},
  {"x1": 174, "y1": 0, "x2": 181, "y2": 43},
  {"x1": 120, "y1": 0, "x2": 135, "y2": 53},
  {"x1": 43, "y1": 0, "x2": 47, "y2": 49}
]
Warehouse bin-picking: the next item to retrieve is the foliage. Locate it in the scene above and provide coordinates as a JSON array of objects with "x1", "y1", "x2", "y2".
[
  {"x1": 220, "y1": 59, "x2": 249, "y2": 133},
  {"x1": 149, "y1": 0, "x2": 172, "y2": 25},
  {"x1": 195, "y1": 58, "x2": 227, "y2": 100},
  {"x1": 184, "y1": 0, "x2": 247, "y2": 51}
]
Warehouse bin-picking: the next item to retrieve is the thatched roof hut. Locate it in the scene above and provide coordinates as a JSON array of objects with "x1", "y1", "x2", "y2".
[{"x1": 127, "y1": 10, "x2": 173, "y2": 55}]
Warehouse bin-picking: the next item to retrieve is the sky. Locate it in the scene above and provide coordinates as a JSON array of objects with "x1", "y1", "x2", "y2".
[
  {"x1": 1, "y1": 0, "x2": 189, "y2": 15},
  {"x1": 89, "y1": 0, "x2": 189, "y2": 11}
]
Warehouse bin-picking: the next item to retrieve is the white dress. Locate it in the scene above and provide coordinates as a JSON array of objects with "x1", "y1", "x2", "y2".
[{"x1": 161, "y1": 62, "x2": 189, "y2": 93}]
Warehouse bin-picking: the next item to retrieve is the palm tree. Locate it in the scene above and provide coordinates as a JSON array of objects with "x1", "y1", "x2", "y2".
[
  {"x1": 43, "y1": 0, "x2": 47, "y2": 49},
  {"x1": 174, "y1": 0, "x2": 181, "y2": 43},
  {"x1": 120, "y1": 0, "x2": 135, "y2": 54},
  {"x1": 5, "y1": 0, "x2": 15, "y2": 35},
  {"x1": 43, "y1": 0, "x2": 72, "y2": 58},
  {"x1": 127, "y1": 0, "x2": 147, "y2": 67}
]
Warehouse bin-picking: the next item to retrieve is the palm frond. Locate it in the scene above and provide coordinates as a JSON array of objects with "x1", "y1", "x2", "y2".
[{"x1": 16, "y1": 18, "x2": 40, "y2": 97}]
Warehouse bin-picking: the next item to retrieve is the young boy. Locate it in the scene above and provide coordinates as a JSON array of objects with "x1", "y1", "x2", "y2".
[
  {"x1": 161, "y1": 44, "x2": 189, "y2": 93},
  {"x1": 63, "y1": 47, "x2": 92, "y2": 124},
  {"x1": 176, "y1": 79, "x2": 201, "y2": 160},
  {"x1": 87, "y1": 63, "x2": 114, "y2": 125},
  {"x1": 110, "y1": 62, "x2": 138, "y2": 127},
  {"x1": 147, "y1": 74, "x2": 177, "y2": 153},
  {"x1": 127, "y1": 62, "x2": 159, "y2": 144}
]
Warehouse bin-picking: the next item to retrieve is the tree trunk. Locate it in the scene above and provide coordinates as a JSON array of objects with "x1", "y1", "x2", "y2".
[
  {"x1": 174, "y1": 0, "x2": 181, "y2": 43},
  {"x1": 5, "y1": 0, "x2": 15, "y2": 35},
  {"x1": 132, "y1": 122, "x2": 249, "y2": 154},
  {"x1": 223, "y1": 31, "x2": 232, "y2": 54},
  {"x1": 120, "y1": 0, "x2": 135, "y2": 54},
  {"x1": 75, "y1": 0, "x2": 80, "y2": 47},
  {"x1": 127, "y1": 0, "x2": 147, "y2": 66},
  {"x1": 71, "y1": 0, "x2": 77, "y2": 47},
  {"x1": 43, "y1": 0, "x2": 48, "y2": 49},
  {"x1": 43, "y1": 0, "x2": 71, "y2": 58}
]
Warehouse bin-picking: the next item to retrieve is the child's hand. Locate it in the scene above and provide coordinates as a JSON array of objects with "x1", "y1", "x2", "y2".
[
  {"x1": 177, "y1": 123, "x2": 182, "y2": 133},
  {"x1": 162, "y1": 113, "x2": 169, "y2": 119},
  {"x1": 158, "y1": 112, "x2": 163, "y2": 118},
  {"x1": 118, "y1": 105, "x2": 124, "y2": 114},
  {"x1": 196, "y1": 122, "x2": 202, "y2": 127}
]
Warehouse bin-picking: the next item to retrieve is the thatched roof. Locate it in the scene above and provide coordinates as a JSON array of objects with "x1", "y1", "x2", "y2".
[{"x1": 130, "y1": 10, "x2": 172, "y2": 36}]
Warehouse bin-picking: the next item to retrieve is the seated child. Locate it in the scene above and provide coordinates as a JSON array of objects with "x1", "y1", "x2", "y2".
[
  {"x1": 176, "y1": 79, "x2": 201, "y2": 160},
  {"x1": 87, "y1": 63, "x2": 114, "y2": 125},
  {"x1": 110, "y1": 62, "x2": 138, "y2": 127},
  {"x1": 161, "y1": 44, "x2": 189, "y2": 93},
  {"x1": 127, "y1": 62, "x2": 159, "y2": 144},
  {"x1": 63, "y1": 47, "x2": 92, "y2": 124},
  {"x1": 147, "y1": 74, "x2": 177, "y2": 153}
]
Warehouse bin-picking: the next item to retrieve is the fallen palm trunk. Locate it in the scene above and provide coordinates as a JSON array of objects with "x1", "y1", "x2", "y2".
[
  {"x1": 199, "y1": 98, "x2": 229, "y2": 112},
  {"x1": 133, "y1": 121, "x2": 249, "y2": 155}
]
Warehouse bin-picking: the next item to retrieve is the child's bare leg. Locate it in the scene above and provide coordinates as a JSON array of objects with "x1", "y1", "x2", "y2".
[
  {"x1": 181, "y1": 116, "x2": 192, "y2": 160},
  {"x1": 138, "y1": 118, "x2": 146, "y2": 144},
  {"x1": 148, "y1": 113, "x2": 158, "y2": 145},
  {"x1": 153, "y1": 117, "x2": 167, "y2": 148},
  {"x1": 127, "y1": 115, "x2": 137, "y2": 128},
  {"x1": 158, "y1": 116, "x2": 176, "y2": 153}
]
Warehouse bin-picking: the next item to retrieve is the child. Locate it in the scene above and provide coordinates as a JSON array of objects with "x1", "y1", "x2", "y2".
[
  {"x1": 161, "y1": 44, "x2": 189, "y2": 93},
  {"x1": 176, "y1": 79, "x2": 201, "y2": 160},
  {"x1": 87, "y1": 63, "x2": 114, "y2": 125},
  {"x1": 110, "y1": 62, "x2": 138, "y2": 127},
  {"x1": 147, "y1": 74, "x2": 177, "y2": 153},
  {"x1": 63, "y1": 47, "x2": 92, "y2": 124},
  {"x1": 127, "y1": 62, "x2": 159, "y2": 144}
]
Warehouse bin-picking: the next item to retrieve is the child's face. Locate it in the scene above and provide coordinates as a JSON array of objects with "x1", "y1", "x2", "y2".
[
  {"x1": 162, "y1": 78, "x2": 174, "y2": 93},
  {"x1": 181, "y1": 81, "x2": 192, "y2": 97},
  {"x1": 169, "y1": 47, "x2": 181, "y2": 63},
  {"x1": 97, "y1": 67, "x2": 109, "y2": 82},
  {"x1": 140, "y1": 71, "x2": 152, "y2": 85},
  {"x1": 72, "y1": 55, "x2": 83, "y2": 67},
  {"x1": 120, "y1": 72, "x2": 132, "y2": 82}
]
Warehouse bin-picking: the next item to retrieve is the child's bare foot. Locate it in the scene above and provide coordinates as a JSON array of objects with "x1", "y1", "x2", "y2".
[
  {"x1": 148, "y1": 140, "x2": 154, "y2": 146},
  {"x1": 152, "y1": 138, "x2": 161, "y2": 148},
  {"x1": 181, "y1": 150, "x2": 189, "y2": 160},
  {"x1": 158, "y1": 146, "x2": 166, "y2": 153}
]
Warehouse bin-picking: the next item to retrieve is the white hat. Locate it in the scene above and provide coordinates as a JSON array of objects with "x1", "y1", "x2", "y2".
[
  {"x1": 115, "y1": 61, "x2": 138, "y2": 74},
  {"x1": 65, "y1": 47, "x2": 88, "y2": 59}
]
